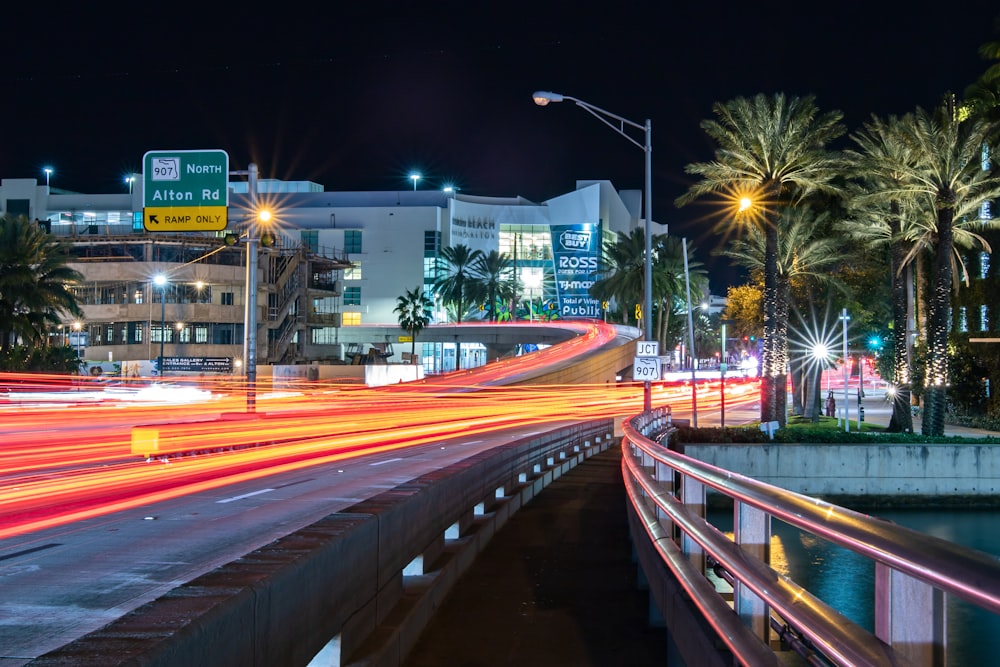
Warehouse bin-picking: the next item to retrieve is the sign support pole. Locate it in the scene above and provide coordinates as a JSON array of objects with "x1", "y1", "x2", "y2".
[{"x1": 243, "y1": 163, "x2": 259, "y2": 412}]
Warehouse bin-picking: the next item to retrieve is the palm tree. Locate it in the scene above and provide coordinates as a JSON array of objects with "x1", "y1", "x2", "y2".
[
  {"x1": 677, "y1": 93, "x2": 846, "y2": 425},
  {"x1": 720, "y1": 207, "x2": 848, "y2": 422},
  {"x1": 394, "y1": 286, "x2": 432, "y2": 361},
  {"x1": 652, "y1": 235, "x2": 708, "y2": 352},
  {"x1": 590, "y1": 228, "x2": 659, "y2": 329},
  {"x1": 893, "y1": 100, "x2": 1000, "y2": 435},
  {"x1": 0, "y1": 215, "x2": 83, "y2": 355},
  {"x1": 434, "y1": 244, "x2": 484, "y2": 370},
  {"x1": 471, "y1": 250, "x2": 515, "y2": 322},
  {"x1": 844, "y1": 113, "x2": 920, "y2": 432},
  {"x1": 434, "y1": 244, "x2": 484, "y2": 323}
]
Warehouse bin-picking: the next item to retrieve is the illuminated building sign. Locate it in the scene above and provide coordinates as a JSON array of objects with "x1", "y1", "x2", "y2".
[{"x1": 550, "y1": 223, "x2": 602, "y2": 319}]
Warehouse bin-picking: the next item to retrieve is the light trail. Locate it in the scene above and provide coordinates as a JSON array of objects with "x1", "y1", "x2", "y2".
[{"x1": 0, "y1": 322, "x2": 760, "y2": 540}]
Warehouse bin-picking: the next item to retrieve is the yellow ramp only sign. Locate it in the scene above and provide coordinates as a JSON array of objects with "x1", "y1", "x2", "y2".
[
  {"x1": 144, "y1": 206, "x2": 228, "y2": 231},
  {"x1": 142, "y1": 149, "x2": 230, "y2": 232}
]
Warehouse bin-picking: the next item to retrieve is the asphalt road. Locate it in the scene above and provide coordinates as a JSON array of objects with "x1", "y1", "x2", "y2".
[{"x1": 0, "y1": 422, "x2": 561, "y2": 666}]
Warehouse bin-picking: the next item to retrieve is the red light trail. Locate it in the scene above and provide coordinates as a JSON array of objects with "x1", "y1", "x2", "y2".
[{"x1": 0, "y1": 322, "x2": 759, "y2": 540}]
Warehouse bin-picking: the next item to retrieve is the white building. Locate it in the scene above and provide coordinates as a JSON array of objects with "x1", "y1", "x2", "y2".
[{"x1": 1, "y1": 172, "x2": 657, "y2": 373}]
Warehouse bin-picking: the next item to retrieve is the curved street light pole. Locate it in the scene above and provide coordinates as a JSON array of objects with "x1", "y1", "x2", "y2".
[{"x1": 533, "y1": 91, "x2": 655, "y2": 411}]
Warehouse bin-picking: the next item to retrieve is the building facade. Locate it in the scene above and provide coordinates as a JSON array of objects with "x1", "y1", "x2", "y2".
[{"x1": 1, "y1": 173, "x2": 652, "y2": 372}]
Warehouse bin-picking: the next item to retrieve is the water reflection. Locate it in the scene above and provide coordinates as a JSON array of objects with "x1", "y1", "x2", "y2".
[{"x1": 708, "y1": 503, "x2": 1000, "y2": 665}]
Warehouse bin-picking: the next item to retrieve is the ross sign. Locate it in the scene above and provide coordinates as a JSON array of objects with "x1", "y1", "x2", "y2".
[
  {"x1": 142, "y1": 149, "x2": 229, "y2": 231},
  {"x1": 635, "y1": 341, "x2": 659, "y2": 357},
  {"x1": 633, "y1": 356, "x2": 661, "y2": 381}
]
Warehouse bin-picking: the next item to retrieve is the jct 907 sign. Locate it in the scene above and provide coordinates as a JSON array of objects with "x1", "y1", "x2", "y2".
[{"x1": 633, "y1": 356, "x2": 661, "y2": 381}]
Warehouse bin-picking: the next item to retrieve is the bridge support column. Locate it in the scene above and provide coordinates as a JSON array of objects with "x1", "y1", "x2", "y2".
[
  {"x1": 735, "y1": 501, "x2": 770, "y2": 644},
  {"x1": 875, "y1": 563, "x2": 946, "y2": 666},
  {"x1": 680, "y1": 476, "x2": 705, "y2": 574}
]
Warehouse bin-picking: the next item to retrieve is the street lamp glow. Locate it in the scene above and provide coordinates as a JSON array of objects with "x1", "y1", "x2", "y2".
[
  {"x1": 258, "y1": 209, "x2": 272, "y2": 223},
  {"x1": 72, "y1": 321, "x2": 83, "y2": 359},
  {"x1": 409, "y1": 173, "x2": 421, "y2": 190},
  {"x1": 532, "y1": 91, "x2": 564, "y2": 106},
  {"x1": 125, "y1": 175, "x2": 135, "y2": 193},
  {"x1": 43, "y1": 167, "x2": 53, "y2": 186},
  {"x1": 738, "y1": 196, "x2": 753, "y2": 212},
  {"x1": 532, "y1": 89, "x2": 655, "y2": 411}
]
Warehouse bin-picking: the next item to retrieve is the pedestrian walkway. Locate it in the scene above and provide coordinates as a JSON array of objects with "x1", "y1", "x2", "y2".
[
  {"x1": 402, "y1": 446, "x2": 667, "y2": 667},
  {"x1": 827, "y1": 388, "x2": 1000, "y2": 438}
]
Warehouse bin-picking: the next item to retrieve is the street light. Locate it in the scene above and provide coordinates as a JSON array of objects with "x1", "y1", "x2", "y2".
[
  {"x1": 72, "y1": 321, "x2": 83, "y2": 360},
  {"x1": 533, "y1": 90, "x2": 655, "y2": 411},
  {"x1": 154, "y1": 274, "x2": 167, "y2": 375},
  {"x1": 43, "y1": 167, "x2": 53, "y2": 187},
  {"x1": 410, "y1": 173, "x2": 421, "y2": 190},
  {"x1": 125, "y1": 175, "x2": 135, "y2": 193},
  {"x1": 241, "y1": 163, "x2": 271, "y2": 412}
]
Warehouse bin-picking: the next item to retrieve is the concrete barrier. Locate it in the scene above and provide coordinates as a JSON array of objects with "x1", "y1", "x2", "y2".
[{"x1": 685, "y1": 443, "x2": 1000, "y2": 498}]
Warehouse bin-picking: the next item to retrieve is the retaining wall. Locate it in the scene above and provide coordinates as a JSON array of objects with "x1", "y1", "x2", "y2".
[{"x1": 685, "y1": 443, "x2": 1000, "y2": 497}]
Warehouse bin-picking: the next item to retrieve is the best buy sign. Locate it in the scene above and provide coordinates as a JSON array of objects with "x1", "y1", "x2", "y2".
[{"x1": 142, "y1": 149, "x2": 229, "y2": 232}]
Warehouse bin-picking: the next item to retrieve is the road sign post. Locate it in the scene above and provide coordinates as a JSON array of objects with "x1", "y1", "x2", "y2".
[
  {"x1": 635, "y1": 341, "x2": 661, "y2": 409},
  {"x1": 143, "y1": 150, "x2": 229, "y2": 232}
]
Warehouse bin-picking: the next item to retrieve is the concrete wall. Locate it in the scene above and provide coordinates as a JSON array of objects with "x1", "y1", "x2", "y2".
[
  {"x1": 30, "y1": 420, "x2": 615, "y2": 667},
  {"x1": 685, "y1": 443, "x2": 1000, "y2": 497}
]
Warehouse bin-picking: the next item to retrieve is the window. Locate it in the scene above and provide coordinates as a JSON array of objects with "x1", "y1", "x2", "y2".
[
  {"x1": 981, "y1": 252, "x2": 991, "y2": 280},
  {"x1": 344, "y1": 230, "x2": 362, "y2": 254},
  {"x1": 195, "y1": 326, "x2": 208, "y2": 343},
  {"x1": 959, "y1": 306, "x2": 968, "y2": 333},
  {"x1": 342, "y1": 312, "x2": 362, "y2": 325},
  {"x1": 301, "y1": 230, "x2": 319, "y2": 252},
  {"x1": 344, "y1": 263, "x2": 362, "y2": 280},
  {"x1": 981, "y1": 305, "x2": 989, "y2": 332},
  {"x1": 424, "y1": 230, "x2": 439, "y2": 254},
  {"x1": 344, "y1": 286, "x2": 361, "y2": 306},
  {"x1": 221, "y1": 292, "x2": 234, "y2": 306}
]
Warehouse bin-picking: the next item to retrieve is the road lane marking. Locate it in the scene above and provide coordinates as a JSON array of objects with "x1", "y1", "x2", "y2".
[
  {"x1": 369, "y1": 458, "x2": 403, "y2": 467},
  {"x1": 217, "y1": 488, "x2": 275, "y2": 504}
]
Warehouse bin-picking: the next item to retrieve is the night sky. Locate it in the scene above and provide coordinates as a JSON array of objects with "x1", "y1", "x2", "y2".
[{"x1": 3, "y1": 2, "x2": 999, "y2": 288}]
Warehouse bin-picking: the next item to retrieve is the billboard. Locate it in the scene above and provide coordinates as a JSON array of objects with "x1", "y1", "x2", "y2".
[{"x1": 550, "y1": 223, "x2": 602, "y2": 319}]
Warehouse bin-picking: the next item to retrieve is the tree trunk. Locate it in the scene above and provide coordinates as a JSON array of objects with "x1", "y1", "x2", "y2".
[
  {"x1": 922, "y1": 205, "x2": 953, "y2": 436},
  {"x1": 760, "y1": 218, "x2": 781, "y2": 425},
  {"x1": 887, "y1": 204, "x2": 914, "y2": 432},
  {"x1": 790, "y1": 355, "x2": 804, "y2": 417}
]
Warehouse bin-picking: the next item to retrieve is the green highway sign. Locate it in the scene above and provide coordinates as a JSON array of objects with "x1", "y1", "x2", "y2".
[{"x1": 142, "y1": 149, "x2": 229, "y2": 231}]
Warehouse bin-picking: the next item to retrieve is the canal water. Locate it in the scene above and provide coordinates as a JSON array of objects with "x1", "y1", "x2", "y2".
[{"x1": 710, "y1": 506, "x2": 1000, "y2": 665}]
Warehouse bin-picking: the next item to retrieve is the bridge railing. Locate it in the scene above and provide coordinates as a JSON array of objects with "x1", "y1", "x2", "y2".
[{"x1": 622, "y1": 407, "x2": 1000, "y2": 667}]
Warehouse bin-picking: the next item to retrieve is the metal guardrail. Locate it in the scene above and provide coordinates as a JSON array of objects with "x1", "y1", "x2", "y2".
[{"x1": 622, "y1": 407, "x2": 1000, "y2": 667}]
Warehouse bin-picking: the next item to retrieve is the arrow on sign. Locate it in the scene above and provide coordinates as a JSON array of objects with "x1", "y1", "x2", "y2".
[{"x1": 147, "y1": 214, "x2": 160, "y2": 226}]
